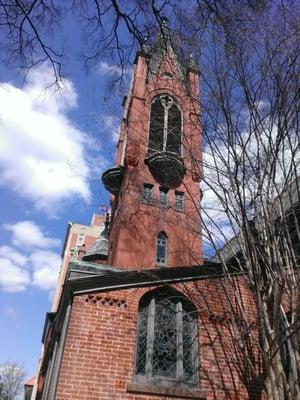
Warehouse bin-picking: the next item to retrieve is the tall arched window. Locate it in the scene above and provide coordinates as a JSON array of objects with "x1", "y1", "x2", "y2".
[
  {"x1": 135, "y1": 288, "x2": 199, "y2": 386},
  {"x1": 148, "y1": 95, "x2": 182, "y2": 156},
  {"x1": 156, "y1": 232, "x2": 168, "y2": 265}
]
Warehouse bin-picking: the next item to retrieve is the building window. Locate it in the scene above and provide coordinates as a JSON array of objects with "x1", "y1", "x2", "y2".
[
  {"x1": 159, "y1": 187, "x2": 168, "y2": 207},
  {"x1": 76, "y1": 233, "x2": 85, "y2": 247},
  {"x1": 175, "y1": 191, "x2": 184, "y2": 210},
  {"x1": 135, "y1": 288, "x2": 198, "y2": 387},
  {"x1": 142, "y1": 184, "x2": 153, "y2": 204},
  {"x1": 156, "y1": 232, "x2": 167, "y2": 265},
  {"x1": 148, "y1": 95, "x2": 182, "y2": 156}
]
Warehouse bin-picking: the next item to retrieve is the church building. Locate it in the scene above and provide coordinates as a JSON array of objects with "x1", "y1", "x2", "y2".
[{"x1": 33, "y1": 21, "x2": 260, "y2": 400}]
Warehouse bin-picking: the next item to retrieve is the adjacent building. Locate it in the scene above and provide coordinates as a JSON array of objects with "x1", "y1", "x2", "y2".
[{"x1": 52, "y1": 213, "x2": 106, "y2": 312}]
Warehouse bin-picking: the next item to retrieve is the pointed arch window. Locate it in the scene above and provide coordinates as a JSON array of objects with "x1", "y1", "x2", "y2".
[
  {"x1": 135, "y1": 288, "x2": 199, "y2": 387},
  {"x1": 156, "y1": 232, "x2": 168, "y2": 265},
  {"x1": 148, "y1": 95, "x2": 182, "y2": 156}
]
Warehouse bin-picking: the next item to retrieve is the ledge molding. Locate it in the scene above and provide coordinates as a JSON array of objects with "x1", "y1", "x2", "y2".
[{"x1": 126, "y1": 382, "x2": 207, "y2": 399}]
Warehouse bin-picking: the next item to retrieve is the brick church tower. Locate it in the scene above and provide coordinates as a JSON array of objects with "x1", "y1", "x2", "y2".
[
  {"x1": 102, "y1": 18, "x2": 202, "y2": 269},
  {"x1": 34, "y1": 20, "x2": 259, "y2": 400}
]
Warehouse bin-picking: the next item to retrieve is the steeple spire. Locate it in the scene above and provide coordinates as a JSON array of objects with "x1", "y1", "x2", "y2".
[
  {"x1": 149, "y1": 15, "x2": 172, "y2": 54},
  {"x1": 146, "y1": 16, "x2": 186, "y2": 82}
]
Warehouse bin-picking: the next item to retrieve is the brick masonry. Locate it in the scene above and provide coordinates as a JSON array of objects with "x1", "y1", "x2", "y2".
[{"x1": 55, "y1": 278, "x2": 262, "y2": 400}]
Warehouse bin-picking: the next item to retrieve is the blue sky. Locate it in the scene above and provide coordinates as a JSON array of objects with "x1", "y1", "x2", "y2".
[{"x1": 0, "y1": 21, "x2": 132, "y2": 379}]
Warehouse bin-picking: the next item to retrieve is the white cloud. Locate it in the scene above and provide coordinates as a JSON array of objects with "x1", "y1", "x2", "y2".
[
  {"x1": 96, "y1": 62, "x2": 132, "y2": 77},
  {"x1": 0, "y1": 248, "x2": 61, "y2": 293},
  {"x1": 0, "y1": 65, "x2": 92, "y2": 213},
  {"x1": 0, "y1": 220, "x2": 62, "y2": 293},
  {"x1": 3, "y1": 221, "x2": 60, "y2": 249},
  {"x1": 201, "y1": 118, "x2": 299, "y2": 257},
  {"x1": 0, "y1": 257, "x2": 30, "y2": 292},
  {"x1": 0, "y1": 246, "x2": 28, "y2": 266},
  {"x1": 30, "y1": 251, "x2": 61, "y2": 290}
]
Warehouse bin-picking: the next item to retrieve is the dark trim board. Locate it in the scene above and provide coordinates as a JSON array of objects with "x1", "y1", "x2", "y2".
[
  {"x1": 45, "y1": 260, "x2": 243, "y2": 347},
  {"x1": 68, "y1": 261, "x2": 240, "y2": 295}
]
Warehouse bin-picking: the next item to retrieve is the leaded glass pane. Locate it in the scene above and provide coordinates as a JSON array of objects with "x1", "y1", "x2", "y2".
[
  {"x1": 152, "y1": 298, "x2": 177, "y2": 377},
  {"x1": 182, "y1": 307, "x2": 195, "y2": 380},
  {"x1": 135, "y1": 290, "x2": 198, "y2": 385},
  {"x1": 135, "y1": 304, "x2": 149, "y2": 374}
]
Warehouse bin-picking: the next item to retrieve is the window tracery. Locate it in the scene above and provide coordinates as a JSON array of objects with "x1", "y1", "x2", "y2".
[
  {"x1": 148, "y1": 95, "x2": 182, "y2": 156},
  {"x1": 135, "y1": 288, "x2": 199, "y2": 387}
]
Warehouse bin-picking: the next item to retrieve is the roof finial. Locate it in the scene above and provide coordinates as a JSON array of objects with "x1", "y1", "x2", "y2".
[
  {"x1": 159, "y1": 16, "x2": 171, "y2": 49},
  {"x1": 141, "y1": 33, "x2": 150, "y2": 54},
  {"x1": 161, "y1": 16, "x2": 168, "y2": 28},
  {"x1": 188, "y1": 52, "x2": 199, "y2": 72}
]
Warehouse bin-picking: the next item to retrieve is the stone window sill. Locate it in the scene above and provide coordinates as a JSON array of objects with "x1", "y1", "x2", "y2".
[
  {"x1": 126, "y1": 382, "x2": 207, "y2": 399},
  {"x1": 140, "y1": 198, "x2": 157, "y2": 207}
]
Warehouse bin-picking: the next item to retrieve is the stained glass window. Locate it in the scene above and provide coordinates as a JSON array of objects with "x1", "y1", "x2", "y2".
[
  {"x1": 135, "y1": 288, "x2": 198, "y2": 386},
  {"x1": 135, "y1": 305, "x2": 149, "y2": 375},
  {"x1": 153, "y1": 297, "x2": 177, "y2": 377}
]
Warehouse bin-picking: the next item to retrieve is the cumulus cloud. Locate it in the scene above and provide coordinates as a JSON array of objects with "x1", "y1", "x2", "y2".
[
  {"x1": 0, "y1": 220, "x2": 61, "y2": 293},
  {"x1": 0, "y1": 65, "x2": 92, "y2": 213},
  {"x1": 0, "y1": 258, "x2": 30, "y2": 292},
  {"x1": 30, "y1": 251, "x2": 61, "y2": 290},
  {"x1": 201, "y1": 119, "x2": 299, "y2": 258},
  {"x1": 3, "y1": 221, "x2": 60, "y2": 249},
  {"x1": 0, "y1": 246, "x2": 28, "y2": 266}
]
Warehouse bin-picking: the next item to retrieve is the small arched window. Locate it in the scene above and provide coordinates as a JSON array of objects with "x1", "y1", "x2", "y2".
[
  {"x1": 135, "y1": 288, "x2": 199, "y2": 386},
  {"x1": 156, "y1": 232, "x2": 168, "y2": 265},
  {"x1": 148, "y1": 95, "x2": 182, "y2": 156}
]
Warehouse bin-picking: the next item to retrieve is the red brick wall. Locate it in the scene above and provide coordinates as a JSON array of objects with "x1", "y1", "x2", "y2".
[{"x1": 55, "y1": 278, "x2": 262, "y2": 400}]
